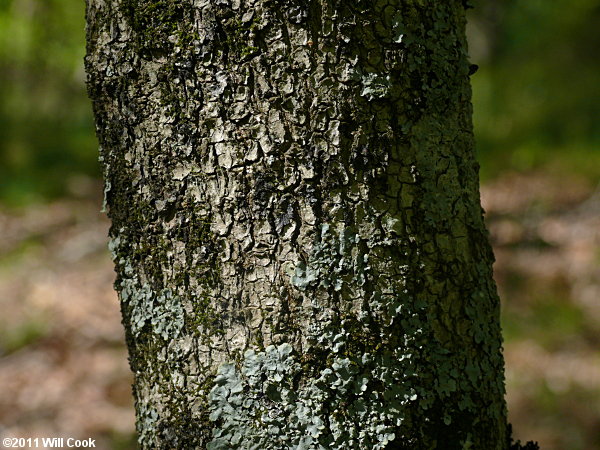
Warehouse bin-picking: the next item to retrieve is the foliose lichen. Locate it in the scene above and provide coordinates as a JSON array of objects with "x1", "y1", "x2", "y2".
[
  {"x1": 121, "y1": 282, "x2": 185, "y2": 340},
  {"x1": 109, "y1": 236, "x2": 185, "y2": 341},
  {"x1": 208, "y1": 341, "x2": 415, "y2": 449},
  {"x1": 290, "y1": 224, "x2": 367, "y2": 292}
]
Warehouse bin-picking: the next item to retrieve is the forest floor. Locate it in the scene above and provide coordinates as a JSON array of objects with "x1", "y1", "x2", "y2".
[{"x1": 0, "y1": 172, "x2": 598, "y2": 449}]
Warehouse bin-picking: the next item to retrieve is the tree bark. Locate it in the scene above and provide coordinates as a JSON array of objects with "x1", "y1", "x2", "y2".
[{"x1": 86, "y1": 0, "x2": 508, "y2": 448}]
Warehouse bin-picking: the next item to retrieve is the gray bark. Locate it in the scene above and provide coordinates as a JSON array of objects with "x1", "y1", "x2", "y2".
[{"x1": 86, "y1": 0, "x2": 508, "y2": 448}]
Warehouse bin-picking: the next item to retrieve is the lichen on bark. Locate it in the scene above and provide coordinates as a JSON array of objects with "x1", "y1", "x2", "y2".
[{"x1": 86, "y1": 0, "x2": 510, "y2": 448}]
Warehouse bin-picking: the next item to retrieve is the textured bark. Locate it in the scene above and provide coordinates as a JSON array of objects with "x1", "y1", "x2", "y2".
[{"x1": 86, "y1": 0, "x2": 508, "y2": 448}]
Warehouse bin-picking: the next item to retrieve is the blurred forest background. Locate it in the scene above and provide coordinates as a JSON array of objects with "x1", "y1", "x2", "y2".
[{"x1": 0, "y1": 0, "x2": 598, "y2": 448}]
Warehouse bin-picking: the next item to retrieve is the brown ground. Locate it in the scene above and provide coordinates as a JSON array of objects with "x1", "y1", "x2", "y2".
[{"x1": 0, "y1": 172, "x2": 598, "y2": 449}]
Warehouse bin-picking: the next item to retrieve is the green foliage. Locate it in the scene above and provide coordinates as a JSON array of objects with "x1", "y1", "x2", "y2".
[
  {"x1": 0, "y1": 0, "x2": 97, "y2": 205},
  {"x1": 468, "y1": 0, "x2": 600, "y2": 179},
  {"x1": 503, "y1": 294, "x2": 586, "y2": 350},
  {"x1": 0, "y1": 317, "x2": 48, "y2": 355}
]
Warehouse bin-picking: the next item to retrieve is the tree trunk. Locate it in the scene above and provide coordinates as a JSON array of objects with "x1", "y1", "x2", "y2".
[{"x1": 86, "y1": 0, "x2": 508, "y2": 448}]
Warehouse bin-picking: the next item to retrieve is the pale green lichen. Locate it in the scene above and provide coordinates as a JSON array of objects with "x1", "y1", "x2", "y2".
[
  {"x1": 290, "y1": 224, "x2": 367, "y2": 292},
  {"x1": 136, "y1": 399, "x2": 160, "y2": 448},
  {"x1": 110, "y1": 236, "x2": 185, "y2": 341},
  {"x1": 120, "y1": 281, "x2": 185, "y2": 340},
  {"x1": 207, "y1": 341, "x2": 412, "y2": 449}
]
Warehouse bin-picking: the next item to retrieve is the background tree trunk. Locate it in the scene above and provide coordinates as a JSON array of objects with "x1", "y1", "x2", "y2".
[{"x1": 86, "y1": 0, "x2": 508, "y2": 448}]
